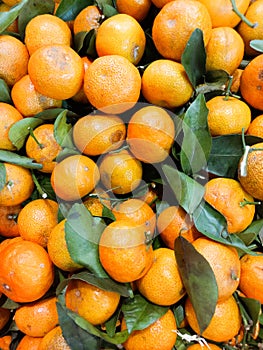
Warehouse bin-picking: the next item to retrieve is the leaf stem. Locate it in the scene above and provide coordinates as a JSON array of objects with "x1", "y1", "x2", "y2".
[
  {"x1": 28, "y1": 127, "x2": 44, "y2": 149},
  {"x1": 230, "y1": 0, "x2": 258, "y2": 28},
  {"x1": 240, "y1": 198, "x2": 261, "y2": 207},
  {"x1": 31, "y1": 171, "x2": 48, "y2": 199}
]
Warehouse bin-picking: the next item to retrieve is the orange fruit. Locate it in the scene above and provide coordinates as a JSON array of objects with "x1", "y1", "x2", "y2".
[
  {"x1": 152, "y1": 0, "x2": 212, "y2": 62},
  {"x1": 2, "y1": 0, "x2": 21, "y2": 5},
  {"x1": 24, "y1": 13, "x2": 72, "y2": 56},
  {"x1": 99, "y1": 220, "x2": 154, "y2": 283},
  {"x1": 0, "y1": 204, "x2": 22, "y2": 238},
  {"x1": 0, "y1": 163, "x2": 34, "y2": 206},
  {"x1": 112, "y1": 198, "x2": 156, "y2": 234},
  {"x1": 192, "y1": 237, "x2": 241, "y2": 302},
  {"x1": 0, "y1": 307, "x2": 10, "y2": 330},
  {"x1": 16, "y1": 335, "x2": 43, "y2": 350},
  {"x1": 28, "y1": 44, "x2": 84, "y2": 100},
  {"x1": 65, "y1": 279, "x2": 120, "y2": 325},
  {"x1": 116, "y1": 0, "x2": 151, "y2": 22},
  {"x1": 246, "y1": 114, "x2": 263, "y2": 138},
  {"x1": 205, "y1": 27, "x2": 244, "y2": 75},
  {"x1": 25, "y1": 124, "x2": 62, "y2": 173},
  {"x1": 206, "y1": 95, "x2": 251, "y2": 136},
  {"x1": 0, "y1": 34, "x2": 29, "y2": 86},
  {"x1": 47, "y1": 219, "x2": 83, "y2": 272},
  {"x1": 204, "y1": 177, "x2": 255, "y2": 233},
  {"x1": 39, "y1": 326, "x2": 70, "y2": 350},
  {"x1": 238, "y1": 142, "x2": 263, "y2": 200},
  {"x1": 0, "y1": 335, "x2": 12, "y2": 350},
  {"x1": 96, "y1": 14, "x2": 146, "y2": 65},
  {"x1": 230, "y1": 68, "x2": 243, "y2": 94},
  {"x1": 83, "y1": 55, "x2": 141, "y2": 114},
  {"x1": 51, "y1": 154, "x2": 100, "y2": 201},
  {"x1": 11, "y1": 75, "x2": 62, "y2": 117},
  {"x1": 141, "y1": 59, "x2": 194, "y2": 109},
  {"x1": 73, "y1": 114, "x2": 126, "y2": 156},
  {"x1": 186, "y1": 343, "x2": 222, "y2": 350},
  {"x1": 14, "y1": 296, "x2": 59, "y2": 337},
  {"x1": 99, "y1": 149, "x2": 142, "y2": 195},
  {"x1": 0, "y1": 239, "x2": 54, "y2": 302},
  {"x1": 73, "y1": 5, "x2": 102, "y2": 35},
  {"x1": 185, "y1": 295, "x2": 242, "y2": 342},
  {"x1": 237, "y1": 0, "x2": 263, "y2": 56},
  {"x1": 0, "y1": 3, "x2": 18, "y2": 32},
  {"x1": 137, "y1": 183, "x2": 159, "y2": 208},
  {"x1": 195, "y1": 0, "x2": 250, "y2": 28},
  {"x1": 71, "y1": 56, "x2": 93, "y2": 104},
  {"x1": 240, "y1": 54, "x2": 263, "y2": 111},
  {"x1": 0, "y1": 102, "x2": 23, "y2": 151},
  {"x1": 126, "y1": 105, "x2": 175, "y2": 163},
  {"x1": 121, "y1": 309, "x2": 177, "y2": 350},
  {"x1": 238, "y1": 253, "x2": 263, "y2": 303},
  {"x1": 157, "y1": 205, "x2": 200, "y2": 249},
  {"x1": 83, "y1": 186, "x2": 111, "y2": 217},
  {"x1": 150, "y1": 0, "x2": 173, "y2": 8},
  {"x1": 136, "y1": 247, "x2": 186, "y2": 306},
  {"x1": 17, "y1": 198, "x2": 59, "y2": 247}
]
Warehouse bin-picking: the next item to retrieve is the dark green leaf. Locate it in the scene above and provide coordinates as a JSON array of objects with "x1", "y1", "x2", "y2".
[
  {"x1": 0, "y1": 163, "x2": 6, "y2": 192},
  {"x1": 105, "y1": 307, "x2": 121, "y2": 338},
  {"x1": 172, "y1": 304, "x2": 185, "y2": 329},
  {"x1": 180, "y1": 94, "x2": 211, "y2": 174},
  {"x1": 174, "y1": 236, "x2": 218, "y2": 334},
  {"x1": 0, "y1": 150, "x2": 42, "y2": 169},
  {"x1": 0, "y1": 0, "x2": 28, "y2": 34},
  {"x1": 34, "y1": 108, "x2": 74, "y2": 121},
  {"x1": 99, "y1": 4, "x2": 118, "y2": 18},
  {"x1": 181, "y1": 28, "x2": 206, "y2": 88},
  {"x1": 0, "y1": 79, "x2": 11, "y2": 103},
  {"x1": 250, "y1": 39, "x2": 263, "y2": 53},
  {"x1": 238, "y1": 294, "x2": 261, "y2": 335},
  {"x1": 162, "y1": 165, "x2": 205, "y2": 215},
  {"x1": 101, "y1": 204, "x2": 116, "y2": 220},
  {"x1": 54, "y1": 110, "x2": 75, "y2": 148},
  {"x1": 8, "y1": 117, "x2": 43, "y2": 150},
  {"x1": 65, "y1": 203, "x2": 108, "y2": 277},
  {"x1": 121, "y1": 294, "x2": 168, "y2": 334},
  {"x1": 205, "y1": 69, "x2": 229, "y2": 86},
  {"x1": 74, "y1": 30, "x2": 97, "y2": 58},
  {"x1": 55, "y1": 0, "x2": 93, "y2": 22},
  {"x1": 239, "y1": 219, "x2": 263, "y2": 246}
]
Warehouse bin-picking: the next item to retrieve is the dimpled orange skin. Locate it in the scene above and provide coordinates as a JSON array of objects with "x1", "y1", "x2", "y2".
[
  {"x1": 0, "y1": 204, "x2": 21, "y2": 237},
  {"x1": 16, "y1": 335, "x2": 43, "y2": 350},
  {"x1": 116, "y1": 0, "x2": 151, "y2": 22},
  {"x1": 73, "y1": 5, "x2": 102, "y2": 35},
  {"x1": 0, "y1": 102, "x2": 23, "y2": 151},
  {"x1": 39, "y1": 326, "x2": 70, "y2": 350}
]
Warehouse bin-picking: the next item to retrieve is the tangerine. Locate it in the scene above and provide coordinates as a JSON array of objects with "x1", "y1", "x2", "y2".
[
  {"x1": 116, "y1": 0, "x2": 151, "y2": 22},
  {"x1": 0, "y1": 102, "x2": 23, "y2": 151},
  {"x1": 73, "y1": 5, "x2": 102, "y2": 35},
  {"x1": 0, "y1": 204, "x2": 22, "y2": 237},
  {"x1": 39, "y1": 326, "x2": 70, "y2": 350}
]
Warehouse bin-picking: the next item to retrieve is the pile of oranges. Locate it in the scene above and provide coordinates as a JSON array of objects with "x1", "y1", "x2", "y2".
[{"x1": 1, "y1": 0, "x2": 263, "y2": 349}]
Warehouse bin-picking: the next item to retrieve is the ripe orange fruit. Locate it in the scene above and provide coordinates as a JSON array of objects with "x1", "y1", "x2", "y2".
[
  {"x1": 141, "y1": 59, "x2": 194, "y2": 109},
  {"x1": 204, "y1": 177, "x2": 255, "y2": 233},
  {"x1": 99, "y1": 220, "x2": 154, "y2": 283},
  {"x1": 47, "y1": 219, "x2": 83, "y2": 272},
  {"x1": 0, "y1": 204, "x2": 21, "y2": 238},
  {"x1": 185, "y1": 295, "x2": 242, "y2": 342},
  {"x1": 73, "y1": 5, "x2": 102, "y2": 35},
  {"x1": 25, "y1": 124, "x2": 62, "y2": 173},
  {"x1": 65, "y1": 279, "x2": 120, "y2": 325},
  {"x1": 0, "y1": 307, "x2": 10, "y2": 330},
  {"x1": 157, "y1": 205, "x2": 200, "y2": 249},
  {"x1": 206, "y1": 95, "x2": 251, "y2": 136},
  {"x1": 230, "y1": 68, "x2": 243, "y2": 94},
  {"x1": 28, "y1": 44, "x2": 84, "y2": 100},
  {"x1": 71, "y1": 56, "x2": 93, "y2": 104},
  {"x1": 73, "y1": 114, "x2": 126, "y2": 156},
  {"x1": 112, "y1": 198, "x2": 156, "y2": 234},
  {"x1": 96, "y1": 14, "x2": 146, "y2": 65},
  {"x1": 83, "y1": 186, "x2": 111, "y2": 217},
  {"x1": 99, "y1": 149, "x2": 142, "y2": 195},
  {"x1": 195, "y1": 0, "x2": 250, "y2": 28},
  {"x1": 17, "y1": 198, "x2": 59, "y2": 247},
  {"x1": 186, "y1": 343, "x2": 222, "y2": 350},
  {"x1": 83, "y1": 55, "x2": 141, "y2": 113},
  {"x1": 39, "y1": 326, "x2": 70, "y2": 350},
  {"x1": 11, "y1": 75, "x2": 62, "y2": 117},
  {"x1": 246, "y1": 114, "x2": 263, "y2": 138},
  {"x1": 16, "y1": 335, "x2": 43, "y2": 350},
  {"x1": 126, "y1": 105, "x2": 175, "y2": 163},
  {"x1": 238, "y1": 253, "x2": 263, "y2": 303},
  {"x1": 0, "y1": 102, "x2": 23, "y2": 151},
  {"x1": 2, "y1": 0, "x2": 21, "y2": 5},
  {"x1": 240, "y1": 54, "x2": 263, "y2": 111},
  {"x1": 205, "y1": 27, "x2": 244, "y2": 75},
  {"x1": 0, "y1": 239, "x2": 54, "y2": 302},
  {"x1": 116, "y1": 0, "x2": 151, "y2": 22},
  {"x1": 24, "y1": 14, "x2": 72, "y2": 56},
  {"x1": 150, "y1": 0, "x2": 172, "y2": 8},
  {"x1": 0, "y1": 163, "x2": 34, "y2": 206},
  {"x1": 0, "y1": 335, "x2": 12, "y2": 350},
  {"x1": 0, "y1": 3, "x2": 18, "y2": 32},
  {"x1": 152, "y1": 0, "x2": 212, "y2": 62},
  {"x1": 192, "y1": 237, "x2": 241, "y2": 302},
  {"x1": 0, "y1": 34, "x2": 29, "y2": 86},
  {"x1": 238, "y1": 142, "x2": 263, "y2": 200},
  {"x1": 51, "y1": 154, "x2": 100, "y2": 201},
  {"x1": 237, "y1": 0, "x2": 263, "y2": 56},
  {"x1": 136, "y1": 247, "x2": 185, "y2": 306},
  {"x1": 14, "y1": 296, "x2": 59, "y2": 337},
  {"x1": 121, "y1": 309, "x2": 177, "y2": 350}
]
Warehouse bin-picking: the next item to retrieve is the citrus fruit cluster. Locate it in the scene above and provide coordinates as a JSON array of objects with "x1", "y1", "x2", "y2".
[{"x1": 0, "y1": 0, "x2": 263, "y2": 349}]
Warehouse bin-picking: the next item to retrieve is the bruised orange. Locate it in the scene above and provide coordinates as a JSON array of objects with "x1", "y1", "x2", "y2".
[
  {"x1": 73, "y1": 5, "x2": 102, "y2": 35},
  {"x1": 0, "y1": 204, "x2": 21, "y2": 237},
  {"x1": 39, "y1": 326, "x2": 70, "y2": 350},
  {"x1": 0, "y1": 102, "x2": 23, "y2": 151},
  {"x1": 0, "y1": 307, "x2": 10, "y2": 331}
]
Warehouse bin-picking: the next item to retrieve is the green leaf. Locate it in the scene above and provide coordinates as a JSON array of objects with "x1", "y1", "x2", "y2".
[
  {"x1": 181, "y1": 28, "x2": 206, "y2": 88},
  {"x1": 8, "y1": 117, "x2": 43, "y2": 150},
  {"x1": 180, "y1": 94, "x2": 211, "y2": 174},
  {"x1": 250, "y1": 39, "x2": 263, "y2": 53},
  {"x1": 0, "y1": 163, "x2": 6, "y2": 192},
  {"x1": 238, "y1": 219, "x2": 263, "y2": 246},
  {"x1": 121, "y1": 294, "x2": 168, "y2": 334},
  {"x1": 0, "y1": 150, "x2": 42, "y2": 169},
  {"x1": 162, "y1": 165, "x2": 205, "y2": 216},
  {"x1": 74, "y1": 29, "x2": 97, "y2": 58},
  {"x1": 34, "y1": 108, "x2": 74, "y2": 121},
  {"x1": 65, "y1": 203, "x2": 108, "y2": 277},
  {"x1": 174, "y1": 236, "x2": 218, "y2": 334},
  {"x1": 0, "y1": 0, "x2": 28, "y2": 34},
  {"x1": 98, "y1": 4, "x2": 118, "y2": 18},
  {"x1": 0, "y1": 79, "x2": 11, "y2": 103},
  {"x1": 55, "y1": 0, "x2": 93, "y2": 22},
  {"x1": 54, "y1": 110, "x2": 75, "y2": 149},
  {"x1": 237, "y1": 294, "x2": 261, "y2": 335}
]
